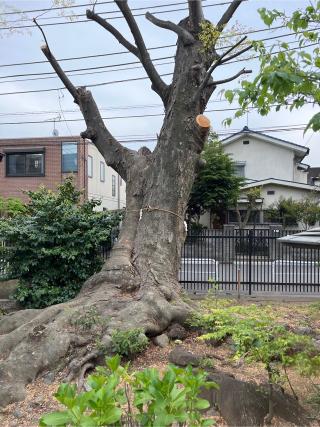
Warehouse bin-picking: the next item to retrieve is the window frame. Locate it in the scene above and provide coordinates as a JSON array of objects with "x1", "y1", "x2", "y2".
[
  {"x1": 87, "y1": 155, "x2": 93, "y2": 178},
  {"x1": 5, "y1": 150, "x2": 45, "y2": 177},
  {"x1": 100, "y1": 161, "x2": 105, "y2": 182},
  {"x1": 61, "y1": 142, "x2": 78, "y2": 174}
]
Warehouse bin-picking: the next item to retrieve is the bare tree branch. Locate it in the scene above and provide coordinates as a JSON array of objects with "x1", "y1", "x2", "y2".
[
  {"x1": 194, "y1": 36, "x2": 249, "y2": 101},
  {"x1": 86, "y1": 10, "x2": 139, "y2": 57},
  {"x1": 216, "y1": 0, "x2": 245, "y2": 32},
  {"x1": 188, "y1": 0, "x2": 204, "y2": 32},
  {"x1": 41, "y1": 44, "x2": 78, "y2": 101},
  {"x1": 220, "y1": 43, "x2": 253, "y2": 64},
  {"x1": 114, "y1": 0, "x2": 169, "y2": 103},
  {"x1": 145, "y1": 12, "x2": 195, "y2": 45},
  {"x1": 41, "y1": 45, "x2": 135, "y2": 180},
  {"x1": 211, "y1": 67, "x2": 251, "y2": 85}
]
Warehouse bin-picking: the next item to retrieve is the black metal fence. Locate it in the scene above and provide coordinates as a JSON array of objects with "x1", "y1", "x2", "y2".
[{"x1": 180, "y1": 228, "x2": 320, "y2": 295}]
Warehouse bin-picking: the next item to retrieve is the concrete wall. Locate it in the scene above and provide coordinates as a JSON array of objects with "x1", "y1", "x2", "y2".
[
  {"x1": 87, "y1": 143, "x2": 126, "y2": 211},
  {"x1": 223, "y1": 135, "x2": 307, "y2": 183}
]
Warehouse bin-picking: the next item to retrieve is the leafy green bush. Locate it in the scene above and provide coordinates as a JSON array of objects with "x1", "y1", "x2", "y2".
[
  {"x1": 0, "y1": 196, "x2": 26, "y2": 218},
  {"x1": 0, "y1": 178, "x2": 122, "y2": 308},
  {"x1": 39, "y1": 355, "x2": 217, "y2": 426},
  {"x1": 111, "y1": 328, "x2": 149, "y2": 358},
  {"x1": 191, "y1": 303, "x2": 320, "y2": 422}
]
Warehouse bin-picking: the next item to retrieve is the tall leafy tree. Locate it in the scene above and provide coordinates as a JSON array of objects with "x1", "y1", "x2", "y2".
[
  {"x1": 187, "y1": 135, "x2": 242, "y2": 227},
  {"x1": 0, "y1": 0, "x2": 254, "y2": 406},
  {"x1": 224, "y1": 2, "x2": 320, "y2": 132}
]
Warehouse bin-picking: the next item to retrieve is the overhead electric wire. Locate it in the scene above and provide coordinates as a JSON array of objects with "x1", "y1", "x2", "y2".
[
  {"x1": 1, "y1": 0, "x2": 235, "y2": 17},
  {"x1": 0, "y1": 104, "x2": 315, "y2": 126},
  {"x1": 0, "y1": 41, "x2": 317, "y2": 97},
  {"x1": 4, "y1": 0, "x2": 214, "y2": 24},
  {"x1": 0, "y1": 29, "x2": 311, "y2": 81},
  {"x1": 0, "y1": 22, "x2": 318, "y2": 70},
  {"x1": 0, "y1": 2, "x2": 242, "y2": 31}
]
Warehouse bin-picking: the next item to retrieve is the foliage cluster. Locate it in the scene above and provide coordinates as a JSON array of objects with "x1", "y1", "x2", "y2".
[
  {"x1": 0, "y1": 196, "x2": 26, "y2": 218},
  {"x1": 266, "y1": 196, "x2": 320, "y2": 229},
  {"x1": 190, "y1": 302, "x2": 320, "y2": 421},
  {"x1": 224, "y1": 3, "x2": 320, "y2": 132},
  {"x1": 0, "y1": 178, "x2": 122, "y2": 308},
  {"x1": 39, "y1": 355, "x2": 217, "y2": 427},
  {"x1": 111, "y1": 328, "x2": 149, "y2": 358},
  {"x1": 187, "y1": 135, "x2": 243, "y2": 226}
]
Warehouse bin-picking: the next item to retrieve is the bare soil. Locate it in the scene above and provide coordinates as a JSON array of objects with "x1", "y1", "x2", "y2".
[{"x1": 1, "y1": 300, "x2": 320, "y2": 427}]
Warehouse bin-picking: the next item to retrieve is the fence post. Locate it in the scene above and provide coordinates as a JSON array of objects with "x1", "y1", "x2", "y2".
[{"x1": 248, "y1": 229, "x2": 253, "y2": 295}]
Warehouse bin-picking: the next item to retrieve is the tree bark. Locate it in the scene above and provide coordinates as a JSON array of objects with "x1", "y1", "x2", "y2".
[{"x1": 0, "y1": 0, "x2": 249, "y2": 408}]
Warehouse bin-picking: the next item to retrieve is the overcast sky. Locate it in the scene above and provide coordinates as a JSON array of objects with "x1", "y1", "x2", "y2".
[{"x1": 0, "y1": 0, "x2": 318, "y2": 166}]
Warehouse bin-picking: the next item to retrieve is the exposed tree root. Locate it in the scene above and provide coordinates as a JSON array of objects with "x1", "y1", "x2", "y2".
[{"x1": 0, "y1": 273, "x2": 191, "y2": 408}]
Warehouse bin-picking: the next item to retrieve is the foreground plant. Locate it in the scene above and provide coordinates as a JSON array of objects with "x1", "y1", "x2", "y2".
[
  {"x1": 191, "y1": 304, "x2": 320, "y2": 424},
  {"x1": 39, "y1": 355, "x2": 217, "y2": 427}
]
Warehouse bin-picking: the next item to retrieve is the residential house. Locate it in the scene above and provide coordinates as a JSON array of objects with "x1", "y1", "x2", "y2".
[
  {"x1": 201, "y1": 126, "x2": 319, "y2": 227},
  {"x1": 0, "y1": 136, "x2": 126, "y2": 210}
]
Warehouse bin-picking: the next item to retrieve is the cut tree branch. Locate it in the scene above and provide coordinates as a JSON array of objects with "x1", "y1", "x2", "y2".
[
  {"x1": 41, "y1": 45, "x2": 135, "y2": 181},
  {"x1": 114, "y1": 0, "x2": 169, "y2": 103},
  {"x1": 216, "y1": 0, "x2": 245, "y2": 32},
  {"x1": 188, "y1": 0, "x2": 204, "y2": 33},
  {"x1": 211, "y1": 67, "x2": 252, "y2": 85},
  {"x1": 194, "y1": 36, "x2": 250, "y2": 101},
  {"x1": 86, "y1": 10, "x2": 139, "y2": 57},
  {"x1": 145, "y1": 12, "x2": 195, "y2": 45}
]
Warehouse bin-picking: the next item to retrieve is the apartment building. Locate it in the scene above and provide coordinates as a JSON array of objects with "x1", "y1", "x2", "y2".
[{"x1": 0, "y1": 136, "x2": 126, "y2": 210}]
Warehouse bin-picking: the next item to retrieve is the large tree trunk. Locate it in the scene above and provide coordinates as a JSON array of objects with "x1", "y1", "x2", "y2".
[{"x1": 0, "y1": 0, "x2": 249, "y2": 407}]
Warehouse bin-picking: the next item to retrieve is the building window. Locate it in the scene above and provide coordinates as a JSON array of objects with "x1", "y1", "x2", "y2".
[
  {"x1": 87, "y1": 155, "x2": 93, "y2": 178},
  {"x1": 62, "y1": 142, "x2": 78, "y2": 173},
  {"x1": 233, "y1": 163, "x2": 245, "y2": 177},
  {"x1": 243, "y1": 140, "x2": 250, "y2": 145},
  {"x1": 112, "y1": 175, "x2": 116, "y2": 197},
  {"x1": 100, "y1": 161, "x2": 105, "y2": 182},
  {"x1": 228, "y1": 209, "x2": 260, "y2": 224},
  {"x1": 6, "y1": 151, "x2": 44, "y2": 177},
  {"x1": 267, "y1": 190, "x2": 275, "y2": 195}
]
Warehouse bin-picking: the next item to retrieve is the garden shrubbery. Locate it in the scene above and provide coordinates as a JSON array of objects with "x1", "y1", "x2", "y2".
[
  {"x1": 39, "y1": 355, "x2": 217, "y2": 427},
  {"x1": 0, "y1": 178, "x2": 122, "y2": 308}
]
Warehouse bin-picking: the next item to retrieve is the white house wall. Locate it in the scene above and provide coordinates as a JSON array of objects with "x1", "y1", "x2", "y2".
[
  {"x1": 87, "y1": 144, "x2": 126, "y2": 211},
  {"x1": 223, "y1": 136, "x2": 299, "y2": 182},
  {"x1": 241, "y1": 184, "x2": 318, "y2": 209}
]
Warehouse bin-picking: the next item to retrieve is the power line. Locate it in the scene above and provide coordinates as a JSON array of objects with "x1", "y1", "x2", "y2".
[
  {"x1": 4, "y1": 0, "x2": 213, "y2": 23},
  {"x1": 0, "y1": 30, "x2": 305, "y2": 81},
  {"x1": 0, "y1": 2, "x2": 236, "y2": 31},
  {"x1": 0, "y1": 105, "x2": 314, "y2": 126},
  {"x1": 0, "y1": 22, "x2": 309, "y2": 69},
  {"x1": 0, "y1": 41, "x2": 317, "y2": 97}
]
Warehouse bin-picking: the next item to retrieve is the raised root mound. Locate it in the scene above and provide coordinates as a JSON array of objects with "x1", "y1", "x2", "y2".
[{"x1": 0, "y1": 273, "x2": 190, "y2": 408}]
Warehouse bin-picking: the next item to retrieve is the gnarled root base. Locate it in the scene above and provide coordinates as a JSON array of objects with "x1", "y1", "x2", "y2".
[{"x1": 0, "y1": 272, "x2": 191, "y2": 408}]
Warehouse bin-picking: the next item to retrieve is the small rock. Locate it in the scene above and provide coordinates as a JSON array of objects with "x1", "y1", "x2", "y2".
[
  {"x1": 167, "y1": 323, "x2": 187, "y2": 340},
  {"x1": 13, "y1": 409, "x2": 23, "y2": 419},
  {"x1": 153, "y1": 334, "x2": 169, "y2": 348},
  {"x1": 169, "y1": 346, "x2": 201, "y2": 367},
  {"x1": 313, "y1": 339, "x2": 320, "y2": 352},
  {"x1": 42, "y1": 372, "x2": 55, "y2": 384},
  {"x1": 29, "y1": 397, "x2": 43, "y2": 409},
  {"x1": 294, "y1": 326, "x2": 314, "y2": 336}
]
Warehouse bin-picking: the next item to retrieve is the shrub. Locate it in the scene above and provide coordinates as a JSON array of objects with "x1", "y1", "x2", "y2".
[
  {"x1": 111, "y1": 328, "x2": 149, "y2": 358},
  {"x1": 0, "y1": 196, "x2": 26, "y2": 218},
  {"x1": 39, "y1": 355, "x2": 217, "y2": 426},
  {"x1": 0, "y1": 178, "x2": 122, "y2": 308},
  {"x1": 191, "y1": 303, "x2": 320, "y2": 423}
]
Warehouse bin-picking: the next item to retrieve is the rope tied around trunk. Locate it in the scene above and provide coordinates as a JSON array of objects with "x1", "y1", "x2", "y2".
[{"x1": 126, "y1": 205, "x2": 188, "y2": 231}]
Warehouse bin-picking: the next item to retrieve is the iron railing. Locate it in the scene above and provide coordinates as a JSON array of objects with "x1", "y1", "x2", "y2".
[{"x1": 180, "y1": 228, "x2": 320, "y2": 295}]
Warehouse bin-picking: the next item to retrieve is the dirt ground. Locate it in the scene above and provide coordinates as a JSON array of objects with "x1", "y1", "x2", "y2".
[{"x1": 1, "y1": 300, "x2": 320, "y2": 427}]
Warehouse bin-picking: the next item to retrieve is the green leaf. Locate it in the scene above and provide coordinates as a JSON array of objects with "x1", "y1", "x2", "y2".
[
  {"x1": 39, "y1": 411, "x2": 72, "y2": 426},
  {"x1": 195, "y1": 398, "x2": 211, "y2": 410}
]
